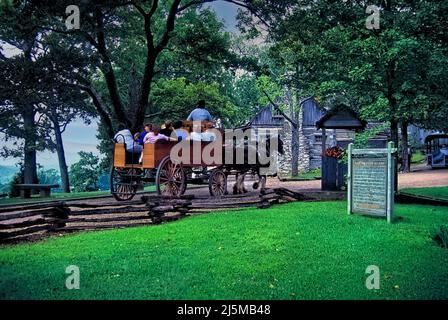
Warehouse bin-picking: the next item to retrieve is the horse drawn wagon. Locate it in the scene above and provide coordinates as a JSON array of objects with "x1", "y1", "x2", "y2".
[{"x1": 110, "y1": 121, "x2": 280, "y2": 201}]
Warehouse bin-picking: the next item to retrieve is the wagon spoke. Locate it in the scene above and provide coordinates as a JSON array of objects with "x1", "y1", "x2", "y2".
[
  {"x1": 156, "y1": 157, "x2": 186, "y2": 197},
  {"x1": 111, "y1": 167, "x2": 138, "y2": 201},
  {"x1": 209, "y1": 169, "x2": 227, "y2": 196}
]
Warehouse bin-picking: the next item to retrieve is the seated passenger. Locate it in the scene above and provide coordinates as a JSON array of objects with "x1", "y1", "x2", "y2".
[
  {"x1": 202, "y1": 128, "x2": 217, "y2": 142},
  {"x1": 187, "y1": 100, "x2": 213, "y2": 121},
  {"x1": 188, "y1": 124, "x2": 216, "y2": 142},
  {"x1": 143, "y1": 125, "x2": 170, "y2": 144},
  {"x1": 159, "y1": 120, "x2": 173, "y2": 137},
  {"x1": 138, "y1": 123, "x2": 152, "y2": 145},
  {"x1": 173, "y1": 120, "x2": 188, "y2": 141},
  {"x1": 139, "y1": 125, "x2": 171, "y2": 163},
  {"x1": 189, "y1": 124, "x2": 203, "y2": 141},
  {"x1": 114, "y1": 124, "x2": 142, "y2": 153}
]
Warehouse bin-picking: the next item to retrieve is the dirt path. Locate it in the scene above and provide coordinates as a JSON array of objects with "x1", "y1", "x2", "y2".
[
  {"x1": 266, "y1": 166, "x2": 448, "y2": 191},
  {"x1": 398, "y1": 167, "x2": 448, "y2": 189}
]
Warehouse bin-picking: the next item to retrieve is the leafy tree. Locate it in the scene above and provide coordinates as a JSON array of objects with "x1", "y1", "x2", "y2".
[
  {"x1": 0, "y1": 2, "x2": 96, "y2": 186},
  {"x1": 69, "y1": 151, "x2": 101, "y2": 192},
  {"x1": 17, "y1": 0, "x2": 268, "y2": 133},
  {"x1": 91, "y1": 4, "x2": 265, "y2": 163},
  {"x1": 37, "y1": 168, "x2": 62, "y2": 186},
  {"x1": 149, "y1": 77, "x2": 238, "y2": 124},
  {"x1": 238, "y1": 0, "x2": 448, "y2": 173},
  {"x1": 0, "y1": 2, "x2": 45, "y2": 184}
]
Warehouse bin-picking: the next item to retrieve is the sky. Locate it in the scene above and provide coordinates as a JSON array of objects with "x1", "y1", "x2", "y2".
[
  {"x1": 206, "y1": 1, "x2": 239, "y2": 30},
  {"x1": 0, "y1": 1, "x2": 239, "y2": 169}
]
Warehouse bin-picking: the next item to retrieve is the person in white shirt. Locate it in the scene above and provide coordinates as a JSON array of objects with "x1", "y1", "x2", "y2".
[
  {"x1": 114, "y1": 124, "x2": 142, "y2": 153},
  {"x1": 202, "y1": 129, "x2": 216, "y2": 142},
  {"x1": 188, "y1": 124, "x2": 216, "y2": 142}
]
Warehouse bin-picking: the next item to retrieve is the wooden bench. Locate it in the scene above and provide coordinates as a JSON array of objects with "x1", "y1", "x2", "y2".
[{"x1": 13, "y1": 184, "x2": 60, "y2": 198}]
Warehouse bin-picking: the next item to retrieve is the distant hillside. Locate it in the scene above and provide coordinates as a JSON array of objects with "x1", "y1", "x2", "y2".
[{"x1": 0, "y1": 165, "x2": 19, "y2": 184}]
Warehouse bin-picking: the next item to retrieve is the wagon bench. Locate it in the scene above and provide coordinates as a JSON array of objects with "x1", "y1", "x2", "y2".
[{"x1": 13, "y1": 184, "x2": 60, "y2": 198}]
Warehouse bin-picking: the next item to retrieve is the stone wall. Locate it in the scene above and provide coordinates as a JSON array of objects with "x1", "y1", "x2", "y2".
[
  {"x1": 277, "y1": 119, "x2": 292, "y2": 177},
  {"x1": 298, "y1": 107, "x2": 311, "y2": 172},
  {"x1": 274, "y1": 112, "x2": 361, "y2": 176}
]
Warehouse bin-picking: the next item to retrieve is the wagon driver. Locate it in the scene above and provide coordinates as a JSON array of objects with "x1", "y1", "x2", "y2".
[{"x1": 187, "y1": 99, "x2": 213, "y2": 122}]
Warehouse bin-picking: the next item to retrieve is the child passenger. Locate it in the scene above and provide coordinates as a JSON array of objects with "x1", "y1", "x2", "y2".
[
  {"x1": 138, "y1": 123, "x2": 152, "y2": 145},
  {"x1": 143, "y1": 125, "x2": 170, "y2": 144},
  {"x1": 139, "y1": 125, "x2": 170, "y2": 163},
  {"x1": 173, "y1": 120, "x2": 188, "y2": 141}
]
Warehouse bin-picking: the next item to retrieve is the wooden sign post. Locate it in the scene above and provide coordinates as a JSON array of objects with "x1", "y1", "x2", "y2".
[{"x1": 347, "y1": 141, "x2": 397, "y2": 223}]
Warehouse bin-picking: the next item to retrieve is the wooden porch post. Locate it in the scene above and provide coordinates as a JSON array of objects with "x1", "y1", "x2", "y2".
[{"x1": 321, "y1": 128, "x2": 326, "y2": 190}]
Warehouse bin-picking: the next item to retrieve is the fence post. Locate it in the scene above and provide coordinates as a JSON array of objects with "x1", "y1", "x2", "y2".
[{"x1": 387, "y1": 141, "x2": 395, "y2": 223}]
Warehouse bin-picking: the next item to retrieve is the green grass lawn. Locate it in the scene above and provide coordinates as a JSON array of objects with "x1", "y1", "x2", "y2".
[
  {"x1": 400, "y1": 186, "x2": 448, "y2": 200},
  {"x1": 1, "y1": 201, "x2": 448, "y2": 300},
  {"x1": 290, "y1": 168, "x2": 322, "y2": 180},
  {"x1": 411, "y1": 151, "x2": 426, "y2": 164}
]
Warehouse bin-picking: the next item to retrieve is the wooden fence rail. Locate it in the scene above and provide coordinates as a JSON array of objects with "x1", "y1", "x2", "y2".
[{"x1": 0, "y1": 188, "x2": 343, "y2": 243}]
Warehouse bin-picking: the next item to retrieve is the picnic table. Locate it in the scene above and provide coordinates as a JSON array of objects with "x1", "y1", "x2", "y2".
[{"x1": 13, "y1": 184, "x2": 60, "y2": 198}]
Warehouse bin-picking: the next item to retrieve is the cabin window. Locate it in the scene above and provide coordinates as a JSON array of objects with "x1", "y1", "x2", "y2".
[{"x1": 314, "y1": 134, "x2": 322, "y2": 143}]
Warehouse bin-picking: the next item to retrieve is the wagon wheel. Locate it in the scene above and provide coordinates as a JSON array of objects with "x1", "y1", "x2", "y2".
[
  {"x1": 209, "y1": 169, "x2": 227, "y2": 196},
  {"x1": 156, "y1": 156, "x2": 186, "y2": 197},
  {"x1": 110, "y1": 167, "x2": 140, "y2": 201}
]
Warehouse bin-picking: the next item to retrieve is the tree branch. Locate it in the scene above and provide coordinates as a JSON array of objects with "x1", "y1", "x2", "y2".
[
  {"x1": 77, "y1": 84, "x2": 115, "y2": 138},
  {"x1": 36, "y1": 26, "x2": 99, "y2": 48},
  {"x1": 132, "y1": 1, "x2": 147, "y2": 16},
  {"x1": 177, "y1": 0, "x2": 214, "y2": 13},
  {"x1": 93, "y1": 7, "x2": 129, "y2": 128},
  {"x1": 60, "y1": 119, "x2": 70, "y2": 134},
  {"x1": 262, "y1": 90, "x2": 298, "y2": 128},
  {"x1": 155, "y1": 0, "x2": 182, "y2": 55},
  {"x1": 223, "y1": 0, "x2": 270, "y2": 27},
  {"x1": 148, "y1": 0, "x2": 159, "y2": 18}
]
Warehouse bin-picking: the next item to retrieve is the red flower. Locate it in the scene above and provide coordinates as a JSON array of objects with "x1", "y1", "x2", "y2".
[{"x1": 325, "y1": 146, "x2": 344, "y2": 159}]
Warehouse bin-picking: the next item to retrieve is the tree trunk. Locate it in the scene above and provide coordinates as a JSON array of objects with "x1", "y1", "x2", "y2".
[
  {"x1": 400, "y1": 121, "x2": 410, "y2": 173},
  {"x1": 134, "y1": 57, "x2": 155, "y2": 132},
  {"x1": 52, "y1": 118, "x2": 70, "y2": 193},
  {"x1": 21, "y1": 36, "x2": 38, "y2": 185},
  {"x1": 390, "y1": 119, "x2": 399, "y2": 146},
  {"x1": 22, "y1": 106, "x2": 38, "y2": 184}
]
